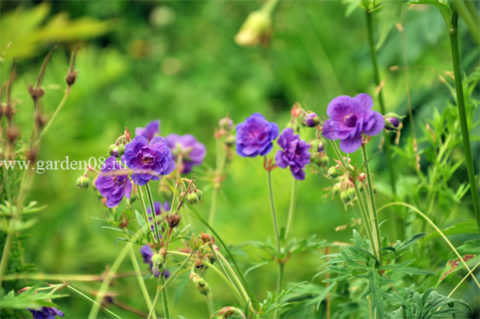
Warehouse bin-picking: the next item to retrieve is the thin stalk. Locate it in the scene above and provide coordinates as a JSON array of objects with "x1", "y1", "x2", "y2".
[
  {"x1": 67, "y1": 285, "x2": 121, "y2": 319},
  {"x1": 266, "y1": 170, "x2": 283, "y2": 319},
  {"x1": 361, "y1": 145, "x2": 382, "y2": 265},
  {"x1": 128, "y1": 246, "x2": 157, "y2": 319},
  {"x1": 88, "y1": 226, "x2": 147, "y2": 319},
  {"x1": 448, "y1": 11, "x2": 480, "y2": 229},
  {"x1": 138, "y1": 186, "x2": 155, "y2": 242},
  {"x1": 160, "y1": 273, "x2": 170, "y2": 319},
  {"x1": 2, "y1": 272, "x2": 139, "y2": 282},
  {"x1": 330, "y1": 141, "x2": 376, "y2": 256},
  {"x1": 365, "y1": 9, "x2": 397, "y2": 195},
  {"x1": 209, "y1": 187, "x2": 218, "y2": 226},
  {"x1": 284, "y1": 179, "x2": 297, "y2": 241},
  {"x1": 145, "y1": 183, "x2": 161, "y2": 244},
  {"x1": 37, "y1": 88, "x2": 71, "y2": 142}
]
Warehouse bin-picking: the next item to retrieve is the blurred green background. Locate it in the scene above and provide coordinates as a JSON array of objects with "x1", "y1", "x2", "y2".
[{"x1": 1, "y1": 0, "x2": 478, "y2": 317}]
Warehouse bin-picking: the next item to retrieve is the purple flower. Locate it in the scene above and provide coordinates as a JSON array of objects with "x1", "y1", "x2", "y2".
[
  {"x1": 236, "y1": 113, "x2": 279, "y2": 157},
  {"x1": 135, "y1": 120, "x2": 160, "y2": 141},
  {"x1": 275, "y1": 128, "x2": 311, "y2": 180},
  {"x1": 305, "y1": 112, "x2": 319, "y2": 127},
  {"x1": 140, "y1": 245, "x2": 169, "y2": 278},
  {"x1": 28, "y1": 307, "x2": 64, "y2": 319},
  {"x1": 322, "y1": 94, "x2": 384, "y2": 153},
  {"x1": 165, "y1": 134, "x2": 206, "y2": 174},
  {"x1": 95, "y1": 157, "x2": 132, "y2": 208},
  {"x1": 124, "y1": 136, "x2": 175, "y2": 185}
]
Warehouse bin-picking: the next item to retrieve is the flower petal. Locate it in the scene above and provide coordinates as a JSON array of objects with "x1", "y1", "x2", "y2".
[{"x1": 339, "y1": 135, "x2": 362, "y2": 153}]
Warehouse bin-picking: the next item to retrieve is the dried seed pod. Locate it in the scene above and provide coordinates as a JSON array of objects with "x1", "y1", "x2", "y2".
[{"x1": 6, "y1": 126, "x2": 20, "y2": 144}]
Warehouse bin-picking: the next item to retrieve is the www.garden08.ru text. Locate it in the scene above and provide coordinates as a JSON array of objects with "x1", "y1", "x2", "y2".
[{"x1": 0, "y1": 156, "x2": 106, "y2": 174}]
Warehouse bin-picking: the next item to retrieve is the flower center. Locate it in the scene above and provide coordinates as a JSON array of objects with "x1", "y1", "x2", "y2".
[
  {"x1": 343, "y1": 114, "x2": 357, "y2": 127},
  {"x1": 142, "y1": 154, "x2": 155, "y2": 166}
]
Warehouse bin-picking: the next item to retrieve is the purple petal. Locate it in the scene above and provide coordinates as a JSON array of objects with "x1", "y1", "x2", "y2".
[
  {"x1": 339, "y1": 135, "x2": 363, "y2": 153},
  {"x1": 353, "y1": 93, "x2": 373, "y2": 111}
]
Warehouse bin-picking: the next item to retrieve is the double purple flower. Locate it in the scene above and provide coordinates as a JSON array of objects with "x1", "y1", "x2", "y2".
[
  {"x1": 275, "y1": 128, "x2": 311, "y2": 180},
  {"x1": 95, "y1": 157, "x2": 132, "y2": 208},
  {"x1": 322, "y1": 94, "x2": 384, "y2": 153},
  {"x1": 236, "y1": 113, "x2": 279, "y2": 157},
  {"x1": 165, "y1": 134, "x2": 206, "y2": 174},
  {"x1": 28, "y1": 307, "x2": 64, "y2": 319},
  {"x1": 124, "y1": 136, "x2": 175, "y2": 185}
]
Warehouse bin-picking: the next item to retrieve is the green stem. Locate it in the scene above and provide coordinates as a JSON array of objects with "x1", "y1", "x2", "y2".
[
  {"x1": 37, "y1": 88, "x2": 71, "y2": 142},
  {"x1": 365, "y1": 9, "x2": 397, "y2": 196},
  {"x1": 266, "y1": 169, "x2": 283, "y2": 319},
  {"x1": 88, "y1": 226, "x2": 147, "y2": 319},
  {"x1": 68, "y1": 284, "x2": 121, "y2": 319},
  {"x1": 128, "y1": 246, "x2": 157, "y2": 319},
  {"x1": 208, "y1": 187, "x2": 218, "y2": 226},
  {"x1": 284, "y1": 179, "x2": 297, "y2": 241},
  {"x1": 138, "y1": 186, "x2": 155, "y2": 242},
  {"x1": 160, "y1": 273, "x2": 170, "y2": 319},
  {"x1": 361, "y1": 145, "x2": 382, "y2": 265},
  {"x1": 145, "y1": 183, "x2": 161, "y2": 243},
  {"x1": 448, "y1": 11, "x2": 480, "y2": 229}
]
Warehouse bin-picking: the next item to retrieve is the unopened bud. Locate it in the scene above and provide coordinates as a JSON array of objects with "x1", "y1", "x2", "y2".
[
  {"x1": 66, "y1": 70, "x2": 78, "y2": 86},
  {"x1": 186, "y1": 190, "x2": 202, "y2": 204},
  {"x1": 327, "y1": 167, "x2": 340, "y2": 178},
  {"x1": 234, "y1": 10, "x2": 273, "y2": 47},
  {"x1": 224, "y1": 134, "x2": 236, "y2": 146},
  {"x1": 76, "y1": 176, "x2": 90, "y2": 189},
  {"x1": 358, "y1": 173, "x2": 366, "y2": 182},
  {"x1": 35, "y1": 112, "x2": 47, "y2": 129},
  {"x1": 219, "y1": 117, "x2": 233, "y2": 130},
  {"x1": 304, "y1": 112, "x2": 320, "y2": 127},
  {"x1": 6, "y1": 126, "x2": 20, "y2": 144},
  {"x1": 28, "y1": 86, "x2": 45, "y2": 102},
  {"x1": 190, "y1": 273, "x2": 210, "y2": 296},
  {"x1": 166, "y1": 214, "x2": 182, "y2": 228},
  {"x1": 340, "y1": 188, "x2": 356, "y2": 203},
  {"x1": 384, "y1": 113, "x2": 403, "y2": 131}
]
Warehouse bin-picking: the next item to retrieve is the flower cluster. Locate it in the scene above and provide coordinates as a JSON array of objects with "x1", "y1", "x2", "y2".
[{"x1": 322, "y1": 94, "x2": 384, "y2": 153}]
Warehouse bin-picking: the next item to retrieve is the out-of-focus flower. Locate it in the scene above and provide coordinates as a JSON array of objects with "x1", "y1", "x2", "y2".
[
  {"x1": 124, "y1": 136, "x2": 175, "y2": 185},
  {"x1": 322, "y1": 94, "x2": 384, "y2": 153},
  {"x1": 275, "y1": 128, "x2": 311, "y2": 180},
  {"x1": 95, "y1": 157, "x2": 132, "y2": 208},
  {"x1": 165, "y1": 134, "x2": 206, "y2": 174},
  {"x1": 235, "y1": 10, "x2": 273, "y2": 47},
  {"x1": 384, "y1": 112, "x2": 403, "y2": 131},
  {"x1": 135, "y1": 120, "x2": 160, "y2": 141},
  {"x1": 236, "y1": 113, "x2": 279, "y2": 157},
  {"x1": 28, "y1": 307, "x2": 64, "y2": 319}
]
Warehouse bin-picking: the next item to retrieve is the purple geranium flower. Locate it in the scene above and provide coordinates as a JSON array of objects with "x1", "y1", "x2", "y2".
[
  {"x1": 135, "y1": 120, "x2": 160, "y2": 141},
  {"x1": 124, "y1": 136, "x2": 175, "y2": 185},
  {"x1": 236, "y1": 113, "x2": 279, "y2": 157},
  {"x1": 322, "y1": 94, "x2": 384, "y2": 153},
  {"x1": 165, "y1": 134, "x2": 206, "y2": 174},
  {"x1": 275, "y1": 128, "x2": 311, "y2": 180},
  {"x1": 95, "y1": 157, "x2": 132, "y2": 208},
  {"x1": 28, "y1": 307, "x2": 64, "y2": 319},
  {"x1": 140, "y1": 245, "x2": 169, "y2": 278}
]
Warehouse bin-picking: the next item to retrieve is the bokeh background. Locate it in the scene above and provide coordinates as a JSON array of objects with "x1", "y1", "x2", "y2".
[{"x1": 1, "y1": 0, "x2": 478, "y2": 317}]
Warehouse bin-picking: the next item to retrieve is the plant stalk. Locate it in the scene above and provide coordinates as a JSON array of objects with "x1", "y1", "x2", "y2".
[{"x1": 448, "y1": 11, "x2": 480, "y2": 229}]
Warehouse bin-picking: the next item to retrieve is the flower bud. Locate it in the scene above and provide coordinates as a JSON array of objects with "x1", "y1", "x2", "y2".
[
  {"x1": 384, "y1": 113, "x2": 403, "y2": 131},
  {"x1": 224, "y1": 134, "x2": 236, "y2": 146},
  {"x1": 358, "y1": 173, "x2": 366, "y2": 182},
  {"x1": 327, "y1": 167, "x2": 340, "y2": 178},
  {"x1": 186, "y1": 190, "x2": 202, "y2": 204},
  {"x1": 190, "y1": 273, "x2": 210, "y2": 296},
  {"x1": 28, "y1": 86, "x2": 45, "y2": 102},
  {"x1": 340, "y1": 188, "x2": 356, "y2": 203},
  {"x1": 76, "y1": 176, "x2": 90, "y2": 189},
  {"x1": 234, "y1": 10, "x2": 273, "y2": 47},
  {"x1": 304, "y1": 112, "x2": 320, "y2": 127},
  {"x1": 66, "y1": 70, "x2": 78, "y2": 86},
  {"x1": 6, "y1": 126, "x2": 20, "y2": 144},
  {"x1": 219, "y1": 117, "x2": 233, "y2": 130}
]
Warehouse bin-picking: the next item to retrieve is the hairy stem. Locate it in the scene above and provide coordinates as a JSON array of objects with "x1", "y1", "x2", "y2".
[
  {"x1": 448, "y1": 11, "x2": 480, "y2": 229},
  {"x1": 365, "y1": 9, "x2": 397, "y2": 196}
]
